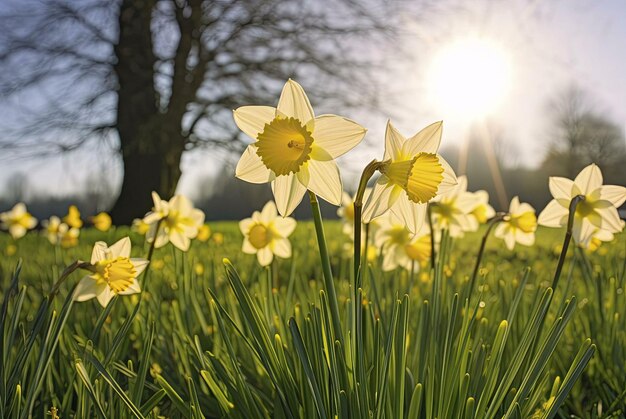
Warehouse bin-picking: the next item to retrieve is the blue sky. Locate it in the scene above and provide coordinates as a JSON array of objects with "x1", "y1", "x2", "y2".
[{"x1": 1, "y1": 0, "x2": 625, "y2": 199}]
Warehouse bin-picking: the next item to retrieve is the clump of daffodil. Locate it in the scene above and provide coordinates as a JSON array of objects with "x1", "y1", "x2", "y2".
[
  {"x1": 469, "y1": 190, "x2": 495, "y2": 227},
  {"x1": 0, "y1": 203, "x2": 37, "y2": 239},
  {"x1": 240, "y1": 200, "x2": 296, "y2": 266},
  {"x1": 429, "y1": 175, "x2": 482, "y2": 238},
  {"x1": 74, "y1": 237, "x2": 148, "y2": 307},
  {"x1": 143, "y1": 192, "x2": 205, "y2": 252},
  {"x1": 234, "y1": 79, "x2": 367, "y2": 216},
  {"x1": 538, "y1": 163, "x2": 626, "y2": 247},
  {"x1": 90, "y1": 212, "x2": 112, "y2": 232},
  {"x1": 375, "y1": 212, "x2": 431, "y2": 272},
  {"x1": 494, "y1": 196, "x2": 537, "y2": 250},
  {"x1": 197, "y1": 224, "x2": 211, "y2": 242},
  {"x1": 132, "y1": 218, "x2": 150, "y2": 235},
  {"x1": 63, "y1": 205, "x2": 83, "y2": 229},
  {"x1": 363, "y1": 120, "x2": 457, "y2": 234}
]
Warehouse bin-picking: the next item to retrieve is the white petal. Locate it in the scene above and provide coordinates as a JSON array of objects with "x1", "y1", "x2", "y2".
[
  {"x1": 403, "y1": 121, "x2": 443, "y2": 156},
  {"x1": 312, "y1": 115, "x2": 366, "y2": 158},
  {"x1": 170, "y1": 230, "x2": 191, "y2": 251},
  {"x1": 273, "y1": 217, "x2": 297, "y2": 237},
  {"x1": 260, "y1": 201, "x2": 278, "y2": 222},
  {"x1": 504, "y1": 231, "x2": 515, "y2": 250},
  {"x1": 516, "y1": 231, "x2": 535, "y2": 246},
  {"x1": 596, "y1": 207, "x2": 624, "y2": 233},
  {"x1": 90, "y1": 241, "x2": 108, "y2": 264},
  {"x1": 599, "y1": 185, "x2": 626, "y2": 207},
  {"x1": 242, "y1": 239, "x2": 257, "y2": 254},
  {"x1": 306, "y1": 160, "x2": 342, "y2": 206},
  {"x1": 384, "y1": 120, "x2": 405, "y2": 161},
  {"x1": 233, "y1": 106, "x2": 276, "y2": 139},
  {"x1": 8, "y1": 225, "x2": 26, "y2": 239},
  {"x1": 109, "y1": 237, "x2": 132, "y2": 258},
  {"x1": 118, "y1": 279, "x2": 141, "y2": 295},
  {"x1": 574, "y1": 163, "x2": 603, "y2": 195},
  {"x1": 236, "y1": 145, "x2": 274, "y2": 184},
  {"x1": 272, "y1": 238, "x2": 292, "y2": 258},
  {"x1": 277, "y1": 79, "x2": 314, "y2": 123},
  {"x1": 537, "y1": 200, "x2": 568, "y2": 228},
  {"x1": 73, "y1": 276, "x2": 99, "y2": 302},
  {"x1": 239, "y1": 218, "x2": 254, "y2": 235},
  {"x1": 390, "y1": 193, "x2": 426, "y2": 234},
  {"x1": 363, "y1": 179, "x2": 396, "y2": 222},
  {"x1": 170, "y1": 195, "x2": 192, "y2": 215},
  {"x1": 271, "y1": 173, "x2": 307, "y2": 217},
  {"x1": 437, "y1": 157, "x2": 458, "y2": 195},
  {"x1": 257, "y1": 246, "x2": 274, "y2": 266},
  {"x1": 96, "y1": 286, "x2": 115, "y2": 307},
  {"x1": 549, "y1": 177, "x2": 575, "y2": 200},
  {"x1": 131, "y1": 259, "x2": 149, "y2": 276},
  {"x1": 494, "y1": 222, "x2": 507, "y2": 239}
]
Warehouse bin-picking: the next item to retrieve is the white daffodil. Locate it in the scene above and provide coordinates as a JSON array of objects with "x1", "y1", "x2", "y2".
[
  {"x1": 74, "y1": 237, "x2": 148, "y2": 307},
  {"x1": 239, "y1": 200, "x2": 296, "y2": 266},
  {"x1": 494, "y1": 196, "x2": 537, "y2": 250},
  {"x1": 429, "y1": 175, "x2": 482, "y2": 238},
  {"x1": 0, "y1": 203, "x2": 37, "y2": 239},
  {"x1": 42, "y1": 216, "x2": 63, "y2": 244},
  {"x1": 538, "y1": 164, "x2": 626, "y2": 246},
  {"x1": 143, "y1": 192, "x2": 205, "y2": 252},
  {"x1": 60, "y1": 226, "x2": 80, "y2": 248},
  {"x1": 584, "y1": 223, "x2": 623, "y2": 252},
  {"x1": 234, "y1": 79, "x2": 367, "y2": 216},
  {"x1": 469, "y1": 190, "x2": 495, "y2": 227},
  {"x1": 375, "y1": 212, "x2": 431, "y2": 271},
  {"x1": 363, "y1": 120, "x2": 457, "y2": 234}
]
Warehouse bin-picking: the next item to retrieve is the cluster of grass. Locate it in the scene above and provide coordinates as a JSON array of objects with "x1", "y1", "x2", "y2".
[{"x1": 0, "y1": 220, "x2": 624, "y2": 418}]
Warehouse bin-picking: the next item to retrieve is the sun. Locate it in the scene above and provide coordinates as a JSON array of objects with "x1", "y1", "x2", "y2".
[{"x1": 429, "y1": 38, "x2": 511, "y2": 119}]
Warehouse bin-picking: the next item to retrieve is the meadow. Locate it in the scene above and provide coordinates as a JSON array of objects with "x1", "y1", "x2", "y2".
[{"x1": 0, "y1": 219, "x2": 624, "y2": 418}]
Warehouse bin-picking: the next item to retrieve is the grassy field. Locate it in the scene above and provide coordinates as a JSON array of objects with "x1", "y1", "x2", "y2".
[{"x1": 0, "y1": 221, "x2": 624, "y2": 418}]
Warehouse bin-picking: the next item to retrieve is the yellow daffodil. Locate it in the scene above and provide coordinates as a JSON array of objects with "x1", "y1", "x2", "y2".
[
  {"x1": 143, "y1": 192, "x2": 205, "y2": 251},
  {"x1": 60, "y1": 225, "x2": 80, "y2": 248},
  {"x1": 74, "y1": 237, "x2": 148, "y2": 307},
  {"x1": 63, "y1": 205, "x2": 83, "y2": 229},
  {"x1": 363, "y1": 121, "x2": 457, "y2": 234},
  {"x1": 494, "y1": 196, "x2": 537, "y2": 250},
  {"x1": 42, "y1": 216, "x2": 63, "y2": 244},
  {"x1": 212, "y1": 232, "x2": 224, "y2": 245},
  {"x1": 429, "y1": 175, "x2": 482, "y2": 238},
  {"x1": 470, "y1": 190, "x2": 495, "y2": 226},
  {"x1": 0, "y1": 203, "x2": 37, "y2": 239},
  {"x1": 132, "y1": 218, "x2": 150, "y2": 235},
  {"x1": 197, "y1": 224, "x2": 211, "y2": 242},
  {"x1": 234, "y1": 79, "x2": 367, "y2": 216},
  {"x1": 538, "y1": 163, "x2": 626, "y2": 246},
  {"x1": 374, "y1": 212, "x2": 431, "y2": 271},
  {"x1": 90, "y1": 212, "x2": 112, "y2": 232},
  {"x1": 239, "y1": 200, "x2": 296, "y2": 266}
]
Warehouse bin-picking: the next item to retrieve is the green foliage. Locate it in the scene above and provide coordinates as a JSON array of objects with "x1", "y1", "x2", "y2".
[{"x1": 0, "y1": 223, "x2": 623, "y2": 418}]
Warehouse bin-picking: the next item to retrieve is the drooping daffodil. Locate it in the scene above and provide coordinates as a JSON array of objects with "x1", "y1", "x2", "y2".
[
  {"x1": 74, "y1": 237, "x2": 148, "y2": 307},
  {"x1": 239, "y1": 200, "x2": 296, "y2": 266},
  {"x1": 143, "y1": 192, "x2": 205, "y2": 252},
  {"x1": 538, "y1": 163, "x2": 626, "y2": 247},
  {"x1": 0, "y1": 203, "x2": 37, "y2": 239},
  {"x1": 234, "y1": 79, "x2": 367, "y2": 216},
  {"x1": 494, "y1": 196, "x2": 537, "y2": 250},
  {"x1": 363, "y1": 120, "x2": 457, "y2": 234}
]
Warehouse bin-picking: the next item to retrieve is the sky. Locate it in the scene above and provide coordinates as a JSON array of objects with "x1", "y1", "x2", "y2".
[{"x1": 1, "y1": 0, "x2": 625, "y2": 199}]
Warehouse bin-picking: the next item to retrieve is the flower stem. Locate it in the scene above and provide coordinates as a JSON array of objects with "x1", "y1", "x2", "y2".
[
  {"x1": 468, "y1": 212, "x2": 506, "y2": 300},
  {"x1": 146, "y1": 218, "x2": 164, "y2": 262},
  {"x1": 551, "y1": 195, "x2": 585, "y2": 290},
  {"x1": 49, "y1": 260, "x2": 91, "y2": 301},
  {"x1": 427, "y1": 204, "x2": 436, "y2": 270},
  {"x1": 309, "y1": 191, "x2": 343, "y2": 343}
]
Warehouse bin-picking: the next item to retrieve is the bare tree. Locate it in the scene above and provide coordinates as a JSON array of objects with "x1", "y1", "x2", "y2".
[
  {"x1": 4, "y1": 172, "x2": 30, "y2": 202},
  {"x1": 0, "y1": 0, "x2": 410, "y2": 223}
]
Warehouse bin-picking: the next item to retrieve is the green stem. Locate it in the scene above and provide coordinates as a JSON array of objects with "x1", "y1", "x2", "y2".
[
  {"x1": 468, "y1": 213, "x2": 506, "y2": 300},
  {"x1": 49, "y1": 260, "x2": 91, "y2": 301},
  {"x1": 427, "y1": 204, "x2": 436, "y2": 270},
  {"x1": 551, "y1": 195, "x2": 585, "y2": 291},
  {"x1": 309, "y1": 191, "x2": 343, "y2": 344},
  {"x1": 146, "y1": 218, "x2": 164, "y2": 262}
]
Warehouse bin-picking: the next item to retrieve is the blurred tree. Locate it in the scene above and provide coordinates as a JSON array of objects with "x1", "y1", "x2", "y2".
[
  {"x1": 0, "y1": 0, "x2": 406, "y2": 223},
  {"x1": 542, "y1": 86, "x2": 626, "y2": 184},
  {"x1": 4, "y1": 172, "x2": 30, "y2": 203}
]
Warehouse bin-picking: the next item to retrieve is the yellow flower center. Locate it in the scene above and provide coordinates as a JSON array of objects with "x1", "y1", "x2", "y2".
[
  {"x1": 431, "y1": 201, "x2": 456, "y2": 222},
  {"x1": 510, "y1": 211, "x2": 537, "y2": 233},
  {"x1": 575, "y1": 199, "x2": 596, "y2": 218},
  {"x1": 381, "y1": 153, "x2": 444, "y2": 204},
  {"x1": 386, "y1": 226, "x2": 410, "y2": 246},
  {"x1": 91, "y1": 257, "x2": 137, "y2": 294},
  {"x1": 405, "y1": 235, "x2": 431, "y2": 262},
  {"x1": 248, "y1": 223, "x2": 272, "y2": 249},
  {"x1": 256, "y1": 116, "x2": 313, "y2": 176},
  {"x1": 472, "y1": 204, "x2": 489, "y2": 224}
]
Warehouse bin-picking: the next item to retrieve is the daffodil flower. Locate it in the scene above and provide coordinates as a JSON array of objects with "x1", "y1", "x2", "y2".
[
  {"x1": 494, "y1": 196, "x2": 537, "y2": 250},
  {"x1": 60, "y1": 226, "x2": 80, "y2": 248},
  {"x1": 363, "y1": 120, "x2": 457, "y2": 234},
  {"x1": 42, "y1": 216, "x2": 63, "y2": 244},
  {"x1": 0, "y1": 203, "x2": 37, "y2": 239},
  {"x1": 197, "y1": 224, "x2": 212, "y2": 242},
  {"x1": 538, "y1": 164, "x2": 626, "y2": 246},
  {"x1": 90, "y1": 212, "x2": 112, "y2": 232},
  {"x1": 429, "y1": 175, "x2": 482, "y2": 238},
  {"x1": 143, "y1": 192, "x2": 205, "y2": 251},
  {"x1": 234, "y1": 79, "x2": 367, "y2": 216},
  {"x1": 132, "y1": 218, "x2": 151, "y2": 235},
  {"x1": 63, "y1": 205, "x2": 83, "y2": 229},
  {"x1": 470, "y1": 190, "x2": 495, "y2": 226},
  {"x1": 74, "y1": 237, "x2": 148, "y2": 307},
  {"x1": 239, "y1": 200, "x2": 296, "y2": 266},
  {"x1": 375, "y1": 212, "x2": 431, "y2": 271}
]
